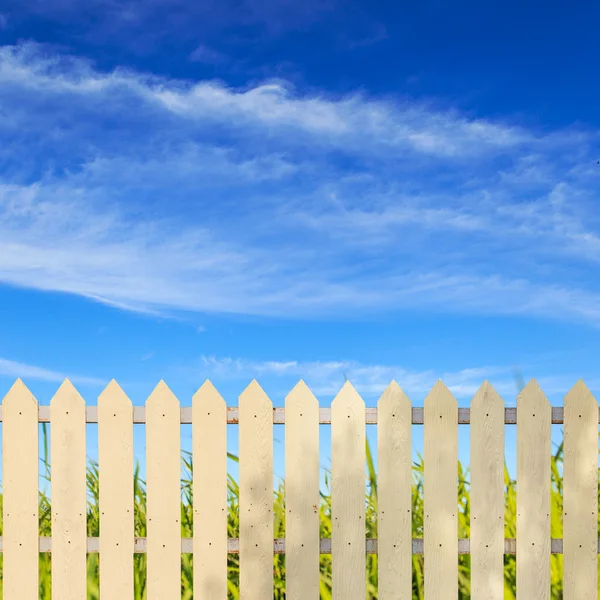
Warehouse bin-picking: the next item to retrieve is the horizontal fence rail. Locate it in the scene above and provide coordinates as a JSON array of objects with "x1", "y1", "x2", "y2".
[
  {"x1": 0, "y1": 537, "x2": 596, "y2": 555},
  {"x1": 0, "y1": 405, "x2": 596, "y2": 424}
]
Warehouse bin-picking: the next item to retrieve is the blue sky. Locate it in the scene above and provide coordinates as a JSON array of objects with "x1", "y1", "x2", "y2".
[{"x1": 0, "y1": 0, "x2": 599, "y2": 483}]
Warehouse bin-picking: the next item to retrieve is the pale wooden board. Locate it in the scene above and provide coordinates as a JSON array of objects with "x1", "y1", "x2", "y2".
[
  {"x1": 563, "y1": 380, "x2": 598, "y2": 599},
  {"x1": 193, "y1": 380, "x2": 228, "y2": 600},
  {"x1": 470, "y1": 381, "x2": 504, "y2": 600},
  {"x1": 517, "y1": 379, "x2": 551, "y2": 600},
  {"x1": 424, "y1": 381, "x2": 458, "y2": 600},
  {"x1": 1, "y1": 380, "x2": 39, "y2": 600},
  {"x1": 285, "y1": 380, "x2": 320, "y2": 600},
  {"x1": 98, "y1": 380, "x2": 134, "y2": 599},
  {"x1": 146, "y1": 381, "x2": 182, "y2": 599},
  {"x1": 331, "y1": 382, "x2": 366, "y2": 600},
  {"x1": 51, "y1": 380, "x2": 87, "y2": 600},
  {"x1": 377, "y1": 381, "x2": 412, "y2": 600},
  {"x1": 239, "y1": 380, "x2": 274, "y2": 600}
]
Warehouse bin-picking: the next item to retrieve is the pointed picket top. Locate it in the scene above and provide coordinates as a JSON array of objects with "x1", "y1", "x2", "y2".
[
  {"x1": 332, "y1": 380, "x2": 365, "y2": 410},
  {"x1": 471, "y1": 380, "x2": 504, "y2": 409},
  {"x1": 378, "y1": 379, "x2": 411, "y2": 410},
  {"x1": 564, "y1": 378, "x2": 597, "y2": 407},
  {"x1": 50, "y1": 378, "x2": 85, "y2": 409},
  {"x1": 2, "y1": 377, "x2": 37, "y2": 407},
  {"x1": 98, "y1": 379, "x2": 132, "y2": 424},
  {"x1": 98, "y1": 379, "x2": 131, "y2": 404},
  {"x1": 193, "y1": 379, "x2": 225, "y2": 412},
  {"x1": 424, "y1": 379, "x2": 457, "y2": 409},
  {"x1": 193, "y1": 378, "x2": 225, "y2": 405},
  {"x1": 242, "y1": 378, "x2": 265, "y2": 394},
  {"x1": 517, "y1": 378, "x2": 550, "y2": 413},
  {"x1": 146, "y1": 379, "x2": 179, "y2": 408},
  {"x1": 240, "y1": 379, "x2": 272, "y2": 410},
  {"x1": 285, "y1": 379, "x2": 318, "y2": 407}
]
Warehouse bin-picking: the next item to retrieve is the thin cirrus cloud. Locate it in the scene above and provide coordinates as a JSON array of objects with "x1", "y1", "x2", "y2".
[
  {"x1": 189, "y1": 44, "x2": 228, "y2": 65},
  {"x1": 0, "y1": 352, "x2": 591, "y2": 402},
  {"x1": 197, "y1": 355, "x2": 511, "y2": 398},
  {"x1": 193, "y1": 355, "x2": 589, "y2": 401},
  {"x1": 0, "y1": 43, "x2": 529, "y2": 158},
  {"x1": 0, "y1": 356, "x2": 105, "y2": 386},
  {"x1": 0, "y1": 42, "x2": 600, "y2": 324}
]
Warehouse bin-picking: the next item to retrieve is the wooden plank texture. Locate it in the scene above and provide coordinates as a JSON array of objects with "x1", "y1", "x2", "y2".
[
  {"x1": 51, "y1": 380, "x2": 87, "y2": 600},
  {"x1": 193, "y1": 380, "x2": 228, "y2": 600},
  {"x1": 517, "y1": 379, "x2": 551, "y2": 600},
  {"x1": 378, "y1": 381, "x2": 412, "y2": 600},
  {"x1": 424, "y1": 381, "x2": 458, "y2": 600},
  {"x1": 563, "y1": 380, "x2": 598, "y2": 599},
  {"x1": 285, "y1": 380, "x2": 320, "y2": 600},
  {"x1": 98, "y1": 380, "x2": 134, "y2": 599},
  {"x1": 146, "y1": 381, "x2": 181, "y2": 599},
  {"x1": 470, "y1": 381, "x2": 504, "y2": 600},
  {"x1": 331, "y1": 382, "x2": 366, "y2": 600},
  {"x1": 239, "y1": 380, "x2": 274, "y2": 600},
  {"x1": 1, "y1": 379, "x2": 39, "y2": 600}
]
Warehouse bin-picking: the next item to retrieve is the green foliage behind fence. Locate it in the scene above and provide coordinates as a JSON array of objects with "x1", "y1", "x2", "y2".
[{"x1": 0, "y1": 434, "x2": 597, "y2": 599}]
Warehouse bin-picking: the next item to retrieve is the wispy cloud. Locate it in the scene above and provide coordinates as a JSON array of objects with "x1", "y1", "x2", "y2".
[
  {"x1": 196, "y1": 355, "x2": 512, "y2": 398},
  {"x1": 194, "y1": 355, "x2": 585, "y2": 400},
  {"x1": 189, "y1": 44, "x2": 228, "y2": 65},
  {"x1": 0, "y1": 43, "x2": 600, "y2": 325},
  {"x1": 0, "y1": 43, "x2": 529, "y2": 159},
  {"x1": 0, "y1": 357, "x2": 105, "y2": 386},
  {"x1": 9, "y1": 0, "x2": 376, "y2": 46}
]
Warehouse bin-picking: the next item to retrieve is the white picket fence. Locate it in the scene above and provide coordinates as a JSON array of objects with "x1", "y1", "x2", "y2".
[{"x1": 0, "y1": 377, "x2": 598, "y2": 599}]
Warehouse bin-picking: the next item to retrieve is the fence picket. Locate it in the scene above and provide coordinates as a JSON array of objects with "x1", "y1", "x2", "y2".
[
  {"x1": 98, "y1": 380, "x2": 134, "y2": 599},
  {"x1": 146, "y1": 381, "x2": 181, "y2": 599},
  {"x1": 517, "y1": 379, "x2": 551, "y2": 600},
  {"x1": 239, "y1": 380, "x2": 274, "y2": 600},
  {"x1": 1, "y1": 379, "x2": 39, "y2": 600},
  {"x1": 470, "y1": 381, "x2": 504, "y2": 600},
  {"x1": 51, "y1": 380, "x2": 87, "y2": 600},
  {"x1": 563, "y1": 380, "x2": 598, "y2": 599},
  {"x1": 193, "y1": 380, "x2": 228, "y2": 599},
  {"x1": 285, "y1": 380, "x2": 320, "y2": 600},
  {"x1": 378, "y1": 381, "x2": 412, "y2": 600},
  {"x1": 424, "y1": 381, "x2": 458, "y2": 600},
  {"x1": 332, "y1": 381, "x2": 366, "y2": 600}
]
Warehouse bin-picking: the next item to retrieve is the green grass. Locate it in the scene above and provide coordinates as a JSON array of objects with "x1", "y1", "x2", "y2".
[{"x1": 0, "y1": 428, "x2": 596, "y2": 598}]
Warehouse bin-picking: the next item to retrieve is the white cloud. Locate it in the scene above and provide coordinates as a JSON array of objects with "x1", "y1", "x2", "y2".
[
  {"x1": 0, "y1": 43, "x2": 531, "y2": 159},
  {"x1": 197, "y1": 355, "x2": 510, "y2": 398},
  {"x1": 3, "y1": 178, "x2": 600, "y2": 323},
  {"x1": 194, "y1": 355, "x2": 587, "y2": 400},
  {"x1": 189, "y1": 44, "x2": 227, "y2": 65},
  {"x1": 0, "y1": 357, "x2": 104, "y2": 386},
  {"x1": 0, "y1": 43, "x2": 599, "y2": 326}
]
